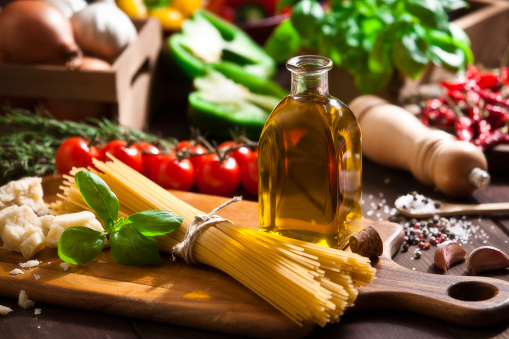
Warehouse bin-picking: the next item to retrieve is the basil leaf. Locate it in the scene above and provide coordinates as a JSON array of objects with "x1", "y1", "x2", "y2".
[
  {"x1": 428, "y1": 44, "x2": 466, "y2": 72},
  {"x1": 391, "y1": 25, "x2": 429, "y2": 80},
  {"x1": 369, "y1": 31, "x2": 392, "y2": 73},
  {"x1": 290, "y1": 0, "x2": 324, "y2": 44},
  {"x1": 110, "y1": 226, "x2": 161, "y2": 265},
  {"x1": 264, "y1": 20, "x2": 302, "y2": 63},
  {"x1": 75, "y1": 171, "x2": 119, "y2": 232},
  {"x1": 449, "y1": 23, "x2": 474, "y2": 65},
  {"x1": 426, "y1": 25, "x2": 469, "y2": 71},
  {"x1": 124, "y1": 210, "x2": 183, "y2": 237},
  {"x1": 404, "y1": 0, "x2": 449, "y2": 30},
  {"x1": 440, "y1": 0, "x2": 467, "y2": 12},
  {"x1": 58, "y1": 227, "x2": 105, "y2": 265}
]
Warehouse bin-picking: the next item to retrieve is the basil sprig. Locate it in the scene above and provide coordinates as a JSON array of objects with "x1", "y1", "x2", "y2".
[
  {"x1": 266, "y1": 0, "x2": 474, "y2": 94},
  {"x1": 58, "y1": 170, "x2": 183, "y2": 265}
]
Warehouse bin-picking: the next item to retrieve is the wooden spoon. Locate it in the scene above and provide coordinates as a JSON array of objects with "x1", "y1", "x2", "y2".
[{"x1": 395, "y1": 199, "x2": 509, "y2": 218}]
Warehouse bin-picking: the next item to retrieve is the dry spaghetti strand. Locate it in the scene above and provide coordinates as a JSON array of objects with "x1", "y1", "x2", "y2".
[{"x1": 49, "y1": 157, "x2": 376, "y2": 327}]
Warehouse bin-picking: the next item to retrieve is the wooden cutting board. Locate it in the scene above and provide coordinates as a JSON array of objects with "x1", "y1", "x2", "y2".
[{"x1": 0, "y1": 179, "x2": 508, "y2": 338}]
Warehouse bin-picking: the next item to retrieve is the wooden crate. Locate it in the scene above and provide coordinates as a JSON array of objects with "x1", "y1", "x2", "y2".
[{"x1": 0, "y1": 18, "x2": 162, "y2": 130}]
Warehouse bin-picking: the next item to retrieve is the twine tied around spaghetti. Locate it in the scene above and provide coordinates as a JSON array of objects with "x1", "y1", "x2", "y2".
[{"x1": 172, "y1": 196, "x2": 242, "y2": 264}]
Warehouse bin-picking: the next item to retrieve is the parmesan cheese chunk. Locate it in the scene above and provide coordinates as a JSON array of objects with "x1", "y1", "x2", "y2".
[
  {"x1": 18, "y1": 290, "x2": 35, "y2": 309},
  {"x1": 10, "y1": 268, "x2": 24, "y2": 275},
  {"x1": 39, "y1": 215, "x2": 55, "y2": 237},
  {"x1": 0, "y1": 205, "x2": 45, "y2": 258},
  {"x1": 0, "y1": 177, "x2": 48, "y2": 216},
  {"x1": 0, "y1": 305, "x2": 13, "y2": 315},
  {"x1": 45, "y1": 211, "x2": 105, "y2": 248}
]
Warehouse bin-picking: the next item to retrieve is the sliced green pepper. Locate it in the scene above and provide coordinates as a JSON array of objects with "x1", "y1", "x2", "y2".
[
  {"x1": 187, "y1": 65, "x2": 287, "y2": 140},
  {"x1": 168, "y1": 10, "x2": 277, "y2": 80}
]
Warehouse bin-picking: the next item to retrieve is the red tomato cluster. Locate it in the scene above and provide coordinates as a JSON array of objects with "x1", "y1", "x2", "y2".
[{"x1": 55, "y1": 138, "x2": 259, "y2": 197}]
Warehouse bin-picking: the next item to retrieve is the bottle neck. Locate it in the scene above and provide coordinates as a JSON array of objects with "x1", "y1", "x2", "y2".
[{"x1": 290, "y1": 72, "x2": 329, "y2": 97}]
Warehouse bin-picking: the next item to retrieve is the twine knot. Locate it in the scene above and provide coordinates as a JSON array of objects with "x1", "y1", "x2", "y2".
[{"x1": 172, "y1": 196, "x2": 242, "y2": 264}]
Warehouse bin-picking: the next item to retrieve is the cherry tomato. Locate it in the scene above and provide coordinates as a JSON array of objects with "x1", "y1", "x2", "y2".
[
  {"x1": 195, "y1": 154, "x2": 240, "y2": 196},
  {"x1": 151, "y1": 154, "x2": 194, "y2": 191},
  {"x1": 175, "y1": 140, "x2": 210, "y2": 169},
  {"x1": 218, "y1": 141, "x2": 253, "y2": 170},
  {"x1": 240, "y1": 148, "x2": 258, "y2": 196},
  {"x1": 55, "y1": 137, "x2": 100, "y2": 174},
  {"x1": 138, "y1": 141, "x2": 160, "y2": 179},
  {"x1": 99, "y1": 140, "x2": 143, "y2": 172}
]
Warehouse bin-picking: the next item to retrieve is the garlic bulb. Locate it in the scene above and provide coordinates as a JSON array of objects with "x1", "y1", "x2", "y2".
[
  {"x1": 71, "y1": 2, "x2": 137, "y2": 61},
  {"x1": 43, "y1": 0, "x2": 87, "y2": 18}
]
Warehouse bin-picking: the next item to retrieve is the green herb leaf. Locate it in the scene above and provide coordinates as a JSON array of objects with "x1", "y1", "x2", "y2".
[
  {"x1": 440, "y1": 0, "x2": 468, "y2": 12},
  {"x1": 110, "y1": 226, "x2": 161, "y2": 265},
  {"x1": 264, "y1": 20, "x2": 302, "y2": 63},
  {"x1": 290, "y1": 0, "x2": 324, "y2": 44},
  {"x1": 75, "y1": 171, "x2": 119, "y2": 232},
  {"x1": 391, "y1": 24, "x2": 429, "y2": 80},
  {"x1": 449, "y1": 23, "x2": 474, "y2": 65},
  {"x1": 124, "y1": 210, "x2": 183, "y2": 237},
  {"x1": 58, "y1": 227, "x2": 105, "y2": 265},
  {"x1": 404, "y1": 0, "x2": 449, "y2": 30}
]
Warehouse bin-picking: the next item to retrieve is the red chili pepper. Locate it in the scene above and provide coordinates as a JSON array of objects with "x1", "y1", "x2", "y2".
[
  {"x1": 440, "y1": 76, "x2": 469, "y2": 91},
  {"x1": 483, "y1": 103, "x2": 509, "y2": 129},
  {"x1": 454, "y1": 116, "x2": 474, "y2": 141},
  {"x1": 475, "y1": 72, "x2": 501, "y2": 90},
  {"x1": 467, "y1": 105, "x2": 481, "y2": 121},
  {"x1": 500, "y1": 67, "x2": 509, "y2": 84},
  {"x1": 473, "y1": 85, "x2": 509, "y2": 107},
  {"x1": 473, "y1": 129, "x2": 507, "y2": 151}
]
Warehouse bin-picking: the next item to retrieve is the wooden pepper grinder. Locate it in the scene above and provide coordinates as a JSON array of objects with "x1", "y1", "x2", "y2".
[{"x1": 349, "y1": 95, "x2": 490, "y2": 197}]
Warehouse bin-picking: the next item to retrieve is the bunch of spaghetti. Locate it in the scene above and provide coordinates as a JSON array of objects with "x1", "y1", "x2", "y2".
[{"x1": 50, "y1": 157, "x2": 376, "y2": 327}]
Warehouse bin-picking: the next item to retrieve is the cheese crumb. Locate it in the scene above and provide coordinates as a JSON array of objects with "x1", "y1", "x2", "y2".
[
  {"x1": 10, "y1": 268, "x2": 24, "y2": 275},
  {"x1": 60, "y1": 262, "x2": 70, "y2": 271},
  {"x1": 19, "y1": 259, "x2": 41, "y2": 269},
  {"x1": 0, "y1": 305, "x2": 13, "y2": 315},
  {"x1": 34, "y1": 274, "x2": 40, "y2": 280},
  {"x1": 34, "y1": 308, "x2": 41, "y2": 315},
  {"x1": 18, "y1": 290, "x2": 35, "y2": 309}
]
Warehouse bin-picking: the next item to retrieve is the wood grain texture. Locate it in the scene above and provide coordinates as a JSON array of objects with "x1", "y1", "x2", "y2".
[{"x1": 1, "y1": 182, "x2": 508, "y2": 338}]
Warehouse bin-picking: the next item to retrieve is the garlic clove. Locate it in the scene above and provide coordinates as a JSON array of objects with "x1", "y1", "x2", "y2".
[
  {"x1": 467, "y1": 246, "x2": 509, "y2": 275},
  {"x1": 434, "y1": 241, "x2": 466, "y2": 272}
]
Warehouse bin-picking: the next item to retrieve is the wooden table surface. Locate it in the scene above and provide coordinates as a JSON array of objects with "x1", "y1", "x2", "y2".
[
  {"x1": 1, "y1": 154, "x2": 507, "y2": 339},
  {"x1": 1, "y1": 78, "x2": 509, "y2": 338}
]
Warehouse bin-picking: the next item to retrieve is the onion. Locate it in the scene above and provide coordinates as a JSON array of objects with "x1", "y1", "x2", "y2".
[
  {"x1": 0, "y1": 0, "x2": 82, "y2": 68},
  {"x1": 44, "y1": 56, "x2": 112, "y2": 121}
]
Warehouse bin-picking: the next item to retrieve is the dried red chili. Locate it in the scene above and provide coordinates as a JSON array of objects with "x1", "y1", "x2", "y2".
[{"x1": 420, "y1": 65, "x2": 509, "y2": 151}]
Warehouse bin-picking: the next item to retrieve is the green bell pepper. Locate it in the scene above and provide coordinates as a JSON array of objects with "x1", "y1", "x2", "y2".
[
  {"x1": 168, "y1": 10, "x2": 277, "y2": 80},
  {"x1": 187, "y1": 63, "x2": 287, "y2": 140}
]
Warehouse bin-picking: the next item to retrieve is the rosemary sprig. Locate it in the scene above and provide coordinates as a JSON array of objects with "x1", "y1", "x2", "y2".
[{"x1": 0, "y1": 107, "x2": 176, "y2": 184}]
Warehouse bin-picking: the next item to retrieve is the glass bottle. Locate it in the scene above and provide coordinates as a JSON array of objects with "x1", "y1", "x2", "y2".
[{"x1": 258, "y1": 55, "x2": 362, "y2": 249}]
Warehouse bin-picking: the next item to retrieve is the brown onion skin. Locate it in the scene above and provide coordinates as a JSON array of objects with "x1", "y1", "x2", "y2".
[
  {"x1": 44, "y1": 56, "x2": 111, "y2": 121},
  {"x1": 0, "y1": 0, "x2": 82, "y2": 67}
]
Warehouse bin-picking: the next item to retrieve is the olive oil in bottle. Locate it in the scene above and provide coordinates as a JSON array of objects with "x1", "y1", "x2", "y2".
[{"x1": 258, "y1": 55, "x2": 362, "y2": 249}]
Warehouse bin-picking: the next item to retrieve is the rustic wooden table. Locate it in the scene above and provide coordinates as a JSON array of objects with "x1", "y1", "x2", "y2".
[{"x1": 0, "y1": 153, "x2": 507, "y2": 339}]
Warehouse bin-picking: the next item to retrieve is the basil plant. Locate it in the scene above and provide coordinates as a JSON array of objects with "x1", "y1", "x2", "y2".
[{"x1": 265, "y1": 0, "x2": 474, "y2": 94}]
